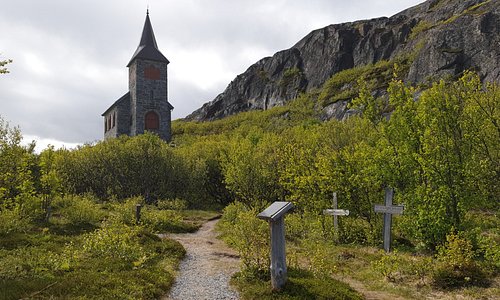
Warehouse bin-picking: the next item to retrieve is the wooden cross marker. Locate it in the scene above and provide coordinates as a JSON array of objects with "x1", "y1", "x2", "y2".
[
  {"x1": 323, "y1": 192, "x2": 349, "y2": 234},
  {"x1": 374, "y1": 188, "x2": 404, "y2": 252}
]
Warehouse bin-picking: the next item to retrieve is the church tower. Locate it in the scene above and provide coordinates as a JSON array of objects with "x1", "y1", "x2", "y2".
[{"x1": 102, "y1": 11, "x2": 173, "y2": 141}]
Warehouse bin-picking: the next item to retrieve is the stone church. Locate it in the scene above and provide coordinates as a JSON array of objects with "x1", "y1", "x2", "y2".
[{"x1": 102, "y1": 11, "x2": 173, "y2": 141}]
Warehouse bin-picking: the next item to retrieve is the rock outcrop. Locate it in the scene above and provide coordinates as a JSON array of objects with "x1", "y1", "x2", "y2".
[{"x1": 186, "y1": 0, "x2": 499, "y2": 121}]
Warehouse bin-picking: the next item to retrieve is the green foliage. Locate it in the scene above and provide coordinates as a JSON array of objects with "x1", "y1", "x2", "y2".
[
  {"x1": 409, "y1": 20, "x2": 434, "y2": 40},
  {"x1": 339, "y1": 217, "x2": 379, "y2": 245},
  {"x1": 0, "y1": 116, "x2": 37, "y2": 205},
  {"x1": 318, "y1": 55, "x2": 412, "y2": 107},
  {"x1": 218, "y1": 202, "x2": 270, "y2": 273},
  {"x1": 372, "y1": 251, "x2": 403, "y2": 282},
  {"x1": 141, "y1": 206, "x2": 196, "y2": 233},
  {"x1": 0, "y1": 205, "x2": 31, "y2": 236},
  {"x1": 0, "y1": 54, "x2": 12, "y2": 74},
  {"x1": 432, "y1": 232, "x2": 488, "y2": 289},
  {"x1": 279, "y1": 67, "x2": 302, "y2": 88},
  {"x1": 157, "y1": 198, "x2": 188, "y2": 210},
  {"x1": 79, "y1": 222, "x2": 144, "y2": 268},
  {"x1": 0, "y1": 216, "x2": 185, "y2": 299},
  {"x1": 54, "y1": 133, "x2": 188, "y2": 201},
  {"x1": 53, "y1": 194, "x2": 104, "y2": 226},
  {"x1": 232, "y1": 268, "x2": 363, "y2": 300}
]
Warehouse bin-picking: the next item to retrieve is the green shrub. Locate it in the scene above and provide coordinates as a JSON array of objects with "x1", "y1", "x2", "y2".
[
  {"x1": 218, "y1": 202, "x2": 270, "y2": 274},
  {"x1": 286, "y1": 212, "x2": 334, "y2": 243},
  {"x1": 107, "y1": 196, "x2": 143, "y2": 225},
  {"x1": 157, "y1": 198, "x2": 188, "y2": 210},
  {"x1": 232, "y1": 268, "x2": 363, "y2": 300},
  {"x1": 339, "y1": 217, "x2": 379, "y2": 245},
  {"x1": 0, "y1": 246, "x2": 70, "y2": 279},
  {"x1": 432, "y1": 232, "x2": 488, "y2": 289},
  {"x1": 79, "y1": 222, "x2": 145, "y2": 269},
  {"x1": 477, "y1": 233, "x2": 500, "y2": 271},
  {"x1": 56, "y1": 195, "x2": 104, "y2": 226},
  {"x1": 0, "y1": 205, "x2": 30, "y2": 236},
  {"x1": 141, "y1": 207, "x2": 191, "y2": 233},
  {"x1": 371, "y1": 251, "x2": 404, "y2": 282}
]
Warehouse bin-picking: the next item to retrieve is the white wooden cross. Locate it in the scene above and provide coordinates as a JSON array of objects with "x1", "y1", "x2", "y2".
[
  {"x1": 374, "y1": 188, "x2": 404, "y2": 252},
  {"x1": 323, "y1": 192, "x2": 349, "y2": 233}
]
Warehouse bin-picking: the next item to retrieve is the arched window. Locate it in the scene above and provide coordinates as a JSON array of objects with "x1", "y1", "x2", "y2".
[
  {"x1": 112, "y1": 112, "x2": 116, "y2": 128},
  {"x1": 104, "y1": 118, "x2": 107, "y2": 132},
  {"x1": 107, "y1": 116, "x2": 111, "y2": 131},
  {"x1": 145, "y1": 111, "x2": 159, "y2": 130}
]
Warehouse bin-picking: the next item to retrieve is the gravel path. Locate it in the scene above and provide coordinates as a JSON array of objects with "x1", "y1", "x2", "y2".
[{"x1": 162, "y1": 219, "x2": 240, "y2": 300}]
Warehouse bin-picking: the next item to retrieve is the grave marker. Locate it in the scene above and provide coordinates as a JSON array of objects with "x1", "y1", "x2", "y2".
[
  {"x1": 374, "y1": 188, "x2": 404, "y2": 252},
  {"x1": 323, "y1": 192, "x2": 349, "y2": 235},
  {"x1": 257, "y1": 201, "x2": 294, "y2": 291},
  {"x1": 135, "y1": 204, "x2": 142, "y2": 223}
]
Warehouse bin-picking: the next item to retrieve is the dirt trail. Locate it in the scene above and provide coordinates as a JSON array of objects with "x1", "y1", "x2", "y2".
[{"x1": 162, "y1": 219, "x2": 240, "y2": 300}]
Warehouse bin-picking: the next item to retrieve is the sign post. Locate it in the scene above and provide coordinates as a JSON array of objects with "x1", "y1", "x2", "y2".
[
  {"x1": 374, "y1": 188, "x2": 404, "y2": 252},
  {"x1": 257, "y1": 201, "x2": 294, "y2": 291},
  {"x1": 135, "y1": 204, "x2": 142, "y2": 224}
]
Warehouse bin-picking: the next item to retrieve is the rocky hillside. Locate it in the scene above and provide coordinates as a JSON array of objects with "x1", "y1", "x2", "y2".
[{"x1": 186, "y1": 0, "x2": 499, "y2": 121}]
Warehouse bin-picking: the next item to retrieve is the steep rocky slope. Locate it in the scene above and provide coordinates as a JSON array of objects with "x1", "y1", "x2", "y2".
[{"x1": 186, "y1": 0, "x2": 499, "y2": 121}]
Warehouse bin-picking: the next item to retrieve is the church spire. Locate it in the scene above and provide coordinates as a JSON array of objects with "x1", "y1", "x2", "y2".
[{"x1": 127, "y1": 10, "x2": 169, "y2": 67}]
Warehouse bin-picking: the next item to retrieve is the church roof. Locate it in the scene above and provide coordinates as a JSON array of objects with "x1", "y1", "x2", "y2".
[
  {"x1": 102, "y1": 92, "x2": 130, "y2": 116},
  {"x1": 127, "y1": 11, "x2": 169, "y2": 67}
]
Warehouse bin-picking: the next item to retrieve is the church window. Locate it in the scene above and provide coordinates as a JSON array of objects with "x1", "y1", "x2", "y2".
[
  {"x1": 144, "y1": 66, "x2": 161, "y2": 80},
  {"x1": 107, "y1": 116, "x2": 111, "y2": 131},
  {"x1": 104, "y1": 118, "x2": 107, "y2": 132},
  {"x1": 145, "y1": 111, "x2": 159, "y2": 130},
  {"x1": 113, "y1": 112, "x2": 116, "y2": 128}
]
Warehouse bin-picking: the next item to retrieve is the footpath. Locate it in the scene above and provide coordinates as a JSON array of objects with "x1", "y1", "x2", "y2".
[{"x1": 163, "y1": 219, "x2": 240, "y2": 300}]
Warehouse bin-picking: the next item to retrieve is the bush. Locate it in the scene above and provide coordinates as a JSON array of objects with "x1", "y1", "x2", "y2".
[
  {"x1": 218, "y1": 202, "x2": 270, "y2": 274},
  {"x1": 141, "y1": 207, "x2": 190, "y2": 233},
  {"x1": 232, "y1": 268, "x2": 363, "y2": 300},
  {"x1": 107, "y1": 196, "x2": 143, "y2": 225},
  {"x1": 79, "y1": 222, "x2": 145, "y2": 269},
  {"x1": 477, "y1": 233, "x2": 500, "y2": 272},
  {"x1": 0, "y1": 247, "x2": 69, "y2": 280},
  {"x1": 432, "y1": 232, "x2": 488, "y2": 289},
  {"x1": 55, "y1": 195, "x2": 104, "y2": 226},
  {"x1": 339, "y1": 217, "x2": 379, "y2": 245},
  {"x1": 157, "y1": 198, "x2": 188, "y2": 211},
  {"x1": 0, "y1": 205, "x2": 30, "y2": 236}
]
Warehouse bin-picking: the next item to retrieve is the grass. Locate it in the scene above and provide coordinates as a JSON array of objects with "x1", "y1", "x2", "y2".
[
  {"x1": 0, "y1": 197, "x2": 202, "y2": 299},
  {"x1": 0, "y1": 225, "x2": 185, "y2": 300},
  {"x1": 232, "y1": 268, "x2": 364, "y2": 300},
  {"x1": 317, "y1": 54, "x2": 413, "y2": 108},
  {"x1": 287, "y1": 241, "x2": 500, "y2": 300}
]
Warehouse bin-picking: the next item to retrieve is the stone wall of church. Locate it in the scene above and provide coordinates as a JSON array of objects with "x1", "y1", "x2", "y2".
[{"x1": 129, "y1": 59, "x2": 171, "y2": 141}]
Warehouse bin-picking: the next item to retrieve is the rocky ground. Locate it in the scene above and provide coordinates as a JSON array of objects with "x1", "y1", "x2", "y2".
[{"x1": 162, "y1": 219, "x2": 240, "y2": 300}]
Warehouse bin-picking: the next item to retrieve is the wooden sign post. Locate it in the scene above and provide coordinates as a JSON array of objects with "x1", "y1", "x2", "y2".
[
  {"x1": 374, "y1": 188, "x2": 404, "y2": 253},
  {"x1": 323, "y1": 192, "x2": 349, "y2": 234},
  {"x1": 135, "y1": 204, "x2": 142, "y2": 224},
  {"x1": 257, "y1": 201, "x2": 294, "y2": 291}
]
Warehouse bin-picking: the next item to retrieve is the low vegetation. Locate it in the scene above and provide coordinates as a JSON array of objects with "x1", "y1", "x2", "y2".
[{"x1": 1, "y1": 66, "x2": 498, "y2": 298}]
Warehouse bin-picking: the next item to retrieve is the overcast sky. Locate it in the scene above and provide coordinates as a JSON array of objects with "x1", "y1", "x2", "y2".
[{"x1": 0, "y1": 0, "x2": 423, "y2": 150}]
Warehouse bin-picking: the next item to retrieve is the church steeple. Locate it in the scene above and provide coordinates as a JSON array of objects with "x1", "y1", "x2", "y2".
[{"x1": 127, "y1": 11, "x2": 169, "y2": 67}]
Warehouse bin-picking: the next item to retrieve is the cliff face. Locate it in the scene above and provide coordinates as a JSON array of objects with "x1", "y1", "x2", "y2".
[{"x1": 186, "y1": 0, "x2": 500, "y2": 121}]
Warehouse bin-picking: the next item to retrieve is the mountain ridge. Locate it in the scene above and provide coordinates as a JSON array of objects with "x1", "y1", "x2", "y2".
[{"x1": 186, "y1": 0, "x2": 499, "y2": 122}]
